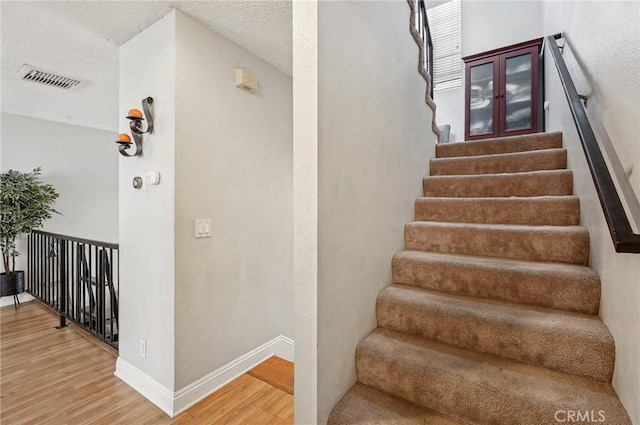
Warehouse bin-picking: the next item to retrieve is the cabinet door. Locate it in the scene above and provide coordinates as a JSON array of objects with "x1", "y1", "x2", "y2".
[
  {"x1": 465, "y1": 57, "x2": 499, "y2": 140},
  {"x1": 499, "y1": 46, "x2": 539, "y2": 136}
]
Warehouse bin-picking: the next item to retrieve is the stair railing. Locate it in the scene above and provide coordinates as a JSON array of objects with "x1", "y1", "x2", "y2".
[
  {"x1": 547, "y1": 34, "x2": 640, "y2": 253},
  {"x1": 408, "y1": 0, "x2": 440, "y2": 140},
  {"x1": 27, "y1": 231, "x2": 120, "y2": 348},
  {"x1": 417, "y1": 0, "x2": 434, "y2": 100}
]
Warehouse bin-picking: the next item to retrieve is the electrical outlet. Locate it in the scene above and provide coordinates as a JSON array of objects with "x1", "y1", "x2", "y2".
[{"x1": 140, "y1": 339, "x2": 147, "y2": 358}]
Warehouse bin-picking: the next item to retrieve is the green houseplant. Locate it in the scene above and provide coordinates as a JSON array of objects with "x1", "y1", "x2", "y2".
[{"x1": 1, "y1": 168, "x2": 59, "y2": 305}]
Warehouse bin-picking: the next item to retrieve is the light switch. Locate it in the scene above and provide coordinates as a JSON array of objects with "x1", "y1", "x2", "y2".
[{"x1": 195, "y1": 219, "x2": 211, "y2": 238}]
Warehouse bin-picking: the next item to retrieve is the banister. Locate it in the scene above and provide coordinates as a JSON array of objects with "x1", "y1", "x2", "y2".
[
  {"x1": 547, "y1": 33, "x2": 640, "y2": 253},
  {"x1": 418, "y1": 0, "x2": 434, "y2": 99},
  {"x1": 31, "y1": 230, "x2": 119, "y2": 250}
]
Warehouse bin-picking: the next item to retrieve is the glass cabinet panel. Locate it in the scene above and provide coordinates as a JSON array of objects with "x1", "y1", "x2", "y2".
[
  {"x1": 504, "y1": 53, "x2": 532, "y2": 131},
  {"x1": 469, "y1": 62, "x2": 494, "y2": 136}
]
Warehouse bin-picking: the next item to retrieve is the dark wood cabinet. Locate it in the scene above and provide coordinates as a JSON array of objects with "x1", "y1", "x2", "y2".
[{"x1": 463, "y1": 38, "x2": 543, "y2": 141}]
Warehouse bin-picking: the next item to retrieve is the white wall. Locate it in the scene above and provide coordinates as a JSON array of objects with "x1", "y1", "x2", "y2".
[
  {"x1": 434, "y1": 87, "x2": 464, "y2": 142},
  {"x1": 292, "y1": 1, "x2": 319, "y2": 423},
  {"x1": 173, "y1": 11, "x2": 293, "y2": 390},
  {"x1": 433, "y1": 1, "x2": 544, "y2": 141},
  {"x1": 116, "y1": 10, "x2": 293, "y2": 411},
  {"x1": 311, "y1": 2, "x2": 437, "y2": 423},
  {"x1": 543, "y1": 1, "x2": 640, "y2": 198},
  {"x1": 117, "y1": 11, "x2": 177, "y2": 391},
  {"x1": 1, "y1": 113, "x2": 118, "y2": 307},
  {"x1": 1, "y1": 113, "x2": 118, "y2": 243},
  {"x1": 544, "y1": 34, "x2": 640, "y2": 425},
  {"x1": 461, "y1": 1, "x2": 543, "y2": 58}
]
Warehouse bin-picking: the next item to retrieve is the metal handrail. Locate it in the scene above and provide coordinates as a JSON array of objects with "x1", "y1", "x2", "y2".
[
  {"x1": 32, "y1": 230, "x2": 118, "y2": 250},
  {"x1": 418, "y1": 0, "x2": 434, "y2": 99},
  {"x1": 547, "y1": 33, "x2": 640, "y2": 253}
]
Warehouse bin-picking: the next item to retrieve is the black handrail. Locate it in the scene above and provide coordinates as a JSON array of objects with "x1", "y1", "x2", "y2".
[
  {"x1": 27, "y1": 230, "x2": 120, "y2": 348},
  {"x1": 418, "y1": 0, "x2": 434, "y2": 99},
  {"x1": 547, "y1": 34, "x2": 640, "y2": 253}
]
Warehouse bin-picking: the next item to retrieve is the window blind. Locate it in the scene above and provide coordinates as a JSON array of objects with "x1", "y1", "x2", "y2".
[{"x1": 428, "y1": 0, "x2": 462, "y2": 90}]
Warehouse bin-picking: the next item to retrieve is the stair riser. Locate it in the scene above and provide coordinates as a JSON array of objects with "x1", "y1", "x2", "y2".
[
  {"x1": 377, "y1": 287, "x2": 614, "y2": 382},
  {"x1": 328, "y1": 383, "x2": 459, "y2": 425},
  {"x1": 436, "y1": 132, "x2": 562, "y2": 158},
  {"x1": 415, "y1": 197, "x2": 580, "y2": 226},
  {"x1": 423, "y1": 171, "x2": 573, "y2": 198},
  {"x1": 356, "y1": 331, "x2": 630, "y2": 425},
  {"x1": 405, "y1": 223, "x2": 590, "y2": 265},
  {"x1": 430, "y1": 149, "x2": 567, "y2": 176},
  {"x1": 392, "y1": 254, "x2": 600, "y2": 314}
]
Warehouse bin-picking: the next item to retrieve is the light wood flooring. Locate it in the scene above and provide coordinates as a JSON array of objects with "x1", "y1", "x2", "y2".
[{"x1": 0, "y1": 301, "x2": 293, "y2": 425}]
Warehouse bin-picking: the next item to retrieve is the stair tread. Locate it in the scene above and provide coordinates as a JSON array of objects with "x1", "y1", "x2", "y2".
[
  {"x1": 407, "y1": 220, "x2": 588, "y2": 232},
  {"x1": 430, "y1": 148, "x2": 567, "y2": 176},
  {"x1": 394, "y1": 249, "x2": 598, "y2": 278},
  {"x1": 377, "y1": 284, "x2": 613, "y2": 381},
  {"x1": 357, "y1": 328, "x2": 631, "y2": 424},
  {"x1": 436, "y1": 132, "x2": 563, "y2": 158},
  {"x1": 414, "y1": 195, "x2": 580, "y2": 226},
  {"x1": 405, "y1": 221, "x2": 590, "y2": 265},
  {"x1": 423, "y1": 169, "x2": 573, "y2": 198},
  {"x1": 392, "y1": 250, "x2": 600, "y2": 314},
  {"x1": 328, "y1": 382, "x2": 462, "y2": 425},
  {"x1": 425, "y1": 168, "x2": 572, "y2": 180}
]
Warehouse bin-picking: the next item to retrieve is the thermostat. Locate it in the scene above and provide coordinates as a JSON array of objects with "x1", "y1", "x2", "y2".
[{"x1": 132, "y1": 176, "x2": 143, "y2": 189}]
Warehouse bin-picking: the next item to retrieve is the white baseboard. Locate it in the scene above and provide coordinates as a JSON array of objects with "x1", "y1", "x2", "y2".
[
  {"x1": 115, "y1": 335, "x2": 294, "y2": 418},
  {"x1": 0, "y1": 293, "x2": 35, "y2": 308},
  {"x1": 115, "y1": 357, "x2": 175, "y2": 416}
]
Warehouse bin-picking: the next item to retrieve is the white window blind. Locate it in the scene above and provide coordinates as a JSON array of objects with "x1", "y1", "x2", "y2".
[{"x1": 428, "y1": 0, "x2": 462, "y2": 91}]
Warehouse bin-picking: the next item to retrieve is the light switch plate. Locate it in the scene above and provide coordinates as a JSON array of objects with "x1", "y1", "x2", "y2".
[{"x1": 195, "y1": 219, "x2": 211, "y2": 238}]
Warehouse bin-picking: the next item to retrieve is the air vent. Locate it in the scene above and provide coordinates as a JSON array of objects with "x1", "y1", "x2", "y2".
[{"x1": 15, "y1": 64, "x2": 82, "y2": 89}]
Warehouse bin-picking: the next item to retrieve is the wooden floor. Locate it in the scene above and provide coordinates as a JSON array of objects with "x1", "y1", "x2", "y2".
[{"x1": 0, "y1": 301, "x2": 293, "y2": 425}]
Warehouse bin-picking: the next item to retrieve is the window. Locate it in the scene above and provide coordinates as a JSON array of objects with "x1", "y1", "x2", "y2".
[{"x1": 428, "y1": 0, "x2": 462, "y2": 91}]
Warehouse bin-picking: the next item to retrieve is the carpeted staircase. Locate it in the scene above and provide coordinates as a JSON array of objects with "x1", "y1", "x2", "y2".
[{"x1": 328, "y1": 132, "x2": 632, "y2": 424}]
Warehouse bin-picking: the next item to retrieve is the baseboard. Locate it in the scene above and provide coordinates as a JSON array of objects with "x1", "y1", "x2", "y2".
[
  {"x1": 0, "y1": 293, "x2": 35, "y2": 308},
  {"x1": 173, "y1": 334, "x2": 294, "y2": 415},
  {"x1": 115, "y1": 335, "x2": 294, "y2": 418},
  {"x1": 114, "y1": 357, "x2": 175, "y2": 416}
]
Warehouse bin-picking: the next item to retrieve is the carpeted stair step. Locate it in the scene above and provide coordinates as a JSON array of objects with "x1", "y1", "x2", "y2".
[
  {"x1": 405, "y1": 221, "x2": 590, "y2": 265},
  {"x1": 328, "y1": 382, "x2": 461, "y2": 425},
  {"x1": 392, "y1": 250, "x2": 600, "y2": 314},
  {"x1": 376, "y1": 285, "x2": 614, "y2": 382},
  {"x1": 423, "y1": 169, "x2": 573, "y2": 198},
  {"x1": 414, "y1": 196, "x2": 580, "y2": 226},
  {"x1": 356, "y1": 328, "x2": 631, "y2": 425},
  {"x1": 436, "y1": 132, "x2": 563, "y2": 158},
  {"x1": 430, "y1": 148, "x2": 567, "y2": 176}
]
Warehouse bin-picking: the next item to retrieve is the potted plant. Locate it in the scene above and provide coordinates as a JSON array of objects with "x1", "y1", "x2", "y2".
[{"x1": 1, "y1": 168, "x2": 59, "y2": 307}]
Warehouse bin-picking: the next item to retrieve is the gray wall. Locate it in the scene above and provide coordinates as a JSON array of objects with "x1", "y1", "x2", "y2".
[
  {"x1": 1, "y1": 113, "x2": 118, "y2": 244},
  {"x1": 117, "y1": 9, "x2": 293, "y2": 396},
  {"x1": 174, "y1": 10, "x2": 293, "y2": 390},
  {"x1": 543, "y1": 0, "x2": 640, "y2": 198},
  {"x1": 292, "y1": 2, "x2": 438, "y2": 423}
]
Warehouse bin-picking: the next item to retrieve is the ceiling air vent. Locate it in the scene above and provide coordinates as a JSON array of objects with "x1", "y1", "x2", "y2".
[{"x1": 14, "y1": 64, "x2": 82, "y2": 90}]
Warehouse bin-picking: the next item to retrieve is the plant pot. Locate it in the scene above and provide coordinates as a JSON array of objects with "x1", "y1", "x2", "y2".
[{"x1": 1, "y1": 271, "x2": 25, "y2": 297}]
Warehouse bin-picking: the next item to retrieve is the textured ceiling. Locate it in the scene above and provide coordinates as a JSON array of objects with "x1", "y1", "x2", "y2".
[{"x1": 1, "y1": 1, "x2": 292, "y2": 132}]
